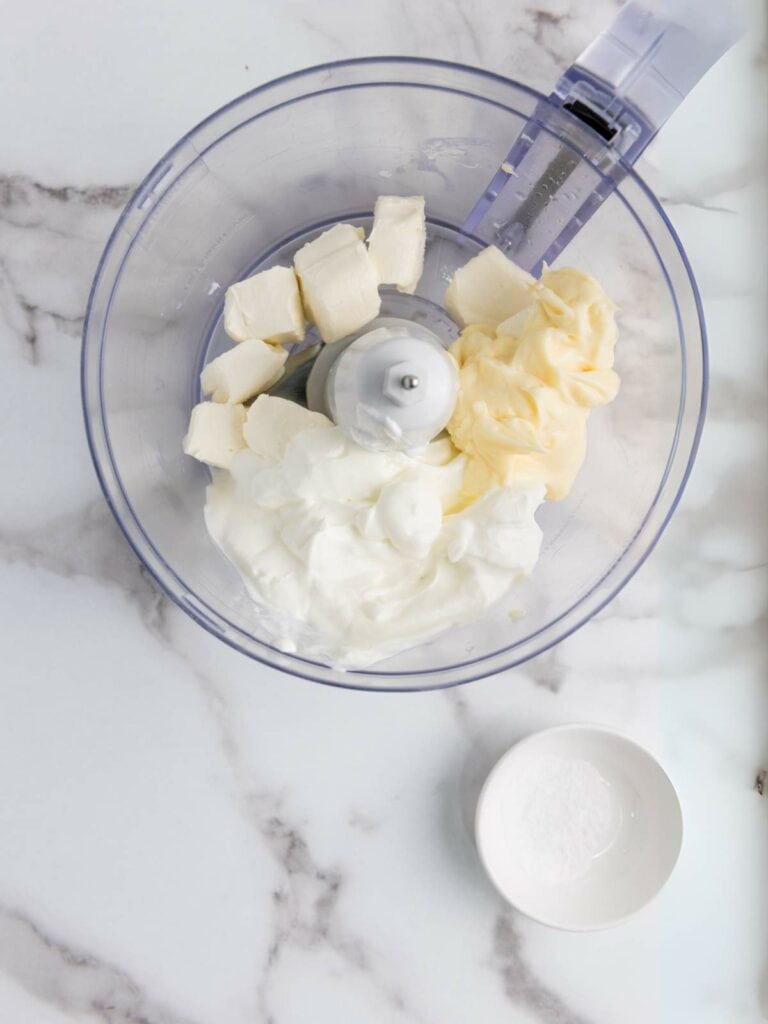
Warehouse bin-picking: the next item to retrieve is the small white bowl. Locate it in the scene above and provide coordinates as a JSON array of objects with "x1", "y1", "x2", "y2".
[{"x1": 475, "y1": 724, "x2": 683, "y2": 930}]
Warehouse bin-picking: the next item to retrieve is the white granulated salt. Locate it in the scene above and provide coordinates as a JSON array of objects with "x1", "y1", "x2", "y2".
[{"x1": 503, "y1": 754, "x2": 622, "y2": 885}]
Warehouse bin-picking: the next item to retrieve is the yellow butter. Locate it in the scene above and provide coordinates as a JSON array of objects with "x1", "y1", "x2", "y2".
[{"x1": 447, "y1": 267, "x2": 619, "y2": 501}]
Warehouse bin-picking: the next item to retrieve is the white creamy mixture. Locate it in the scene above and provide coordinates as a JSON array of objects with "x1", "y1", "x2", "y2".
[{"x1": 205, "y1": 397, "x2": 544, "y2": 668}]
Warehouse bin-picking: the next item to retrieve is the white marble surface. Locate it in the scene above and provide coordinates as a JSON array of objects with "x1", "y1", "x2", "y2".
[{"x1": 1, "y1": 1, "x2": 766, "y2": 1022}]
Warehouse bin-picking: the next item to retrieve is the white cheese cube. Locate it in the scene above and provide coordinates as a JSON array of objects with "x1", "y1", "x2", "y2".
[
  {"x1": 244, "y1": 395, "x2": 332, "y2": 460},
  {"x1": 201, "y1": 338, "x2": 287, "y2": 404},
  {"x1": 224, "y1": 265, "x2": 305, "y2": 344},
  {"x1": 367, "y1": 195, "x2": 426, "y2": 294},
  {"x1": 444, "y1": 246, "x2": 536, "y2": 327},
  {"x1": 183, "y1": 401, "x2": 246, "y2": 469},
  {"x1": 294, "y1": 225, "x2": 381, "y2": 344},
  {"x1": 294, "y1": 223, "x2": 365, "y2": 275}
]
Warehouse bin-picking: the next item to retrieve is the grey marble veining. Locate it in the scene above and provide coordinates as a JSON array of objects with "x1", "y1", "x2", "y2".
[{"x1": 0, "y1": 903, "x2": 202, "y2": 1024}]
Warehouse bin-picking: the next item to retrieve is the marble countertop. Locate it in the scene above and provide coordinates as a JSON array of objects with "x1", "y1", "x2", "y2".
[{"x1": 1, "y1": 1, "x2": 766, "y2": 1022}]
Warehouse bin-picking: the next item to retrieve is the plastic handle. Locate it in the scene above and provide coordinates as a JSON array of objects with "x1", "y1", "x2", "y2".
[
  {"x1": 570, "y1": 0, "x2": 743, "y2": 134},
  {"x1": 463, "y1": 0, "x2": 744, "y2": 273}
]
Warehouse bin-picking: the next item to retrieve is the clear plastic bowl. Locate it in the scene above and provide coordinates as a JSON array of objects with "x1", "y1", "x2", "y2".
[{"x1": 82, "y1": 58, "x2": 706, "y2": 691}]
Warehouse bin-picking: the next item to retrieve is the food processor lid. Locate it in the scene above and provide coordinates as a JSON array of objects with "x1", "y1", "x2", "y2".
[{"x1": 309, "y1": 318, "x2": 458, "y2": 453}]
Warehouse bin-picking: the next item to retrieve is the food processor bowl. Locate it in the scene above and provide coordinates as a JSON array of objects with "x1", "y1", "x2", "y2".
[{"x1": 82, "y1": 58, "x2": 706, "y2": 691}]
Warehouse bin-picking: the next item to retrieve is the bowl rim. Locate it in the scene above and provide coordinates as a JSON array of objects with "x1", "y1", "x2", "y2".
[
  {"x1": 474, "y1": 723, "x2": 684, "y2": 931},
  {"x1": 81, "y1": 56, "x2": 708, "y2": 692}
]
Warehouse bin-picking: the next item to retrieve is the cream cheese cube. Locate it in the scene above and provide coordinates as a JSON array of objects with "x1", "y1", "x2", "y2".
[
  {"x1": 444, "y1": 246, "x2": 536, "y2": 327},
  {"x1": 224, "y1": 265, "x2": 305, "y2": 344},
  {"x1": 244, "y1": 394, "x2": 332, "y2": 460},
  {"x1": 294, "y1": 223, "x2": 365, "y2": 275},
  {"x1": 201, "y1": 338, "x2": 287, "y2": 404},
  {"x1": 367, "y1": 195, "x2": 426, "y2": 294},
  {"x1": 294, "y1": 224, "x2": 380, "y2": 343},
  {"x1": 183, "y1": 401, "x2": 246, "y2": 469}
]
